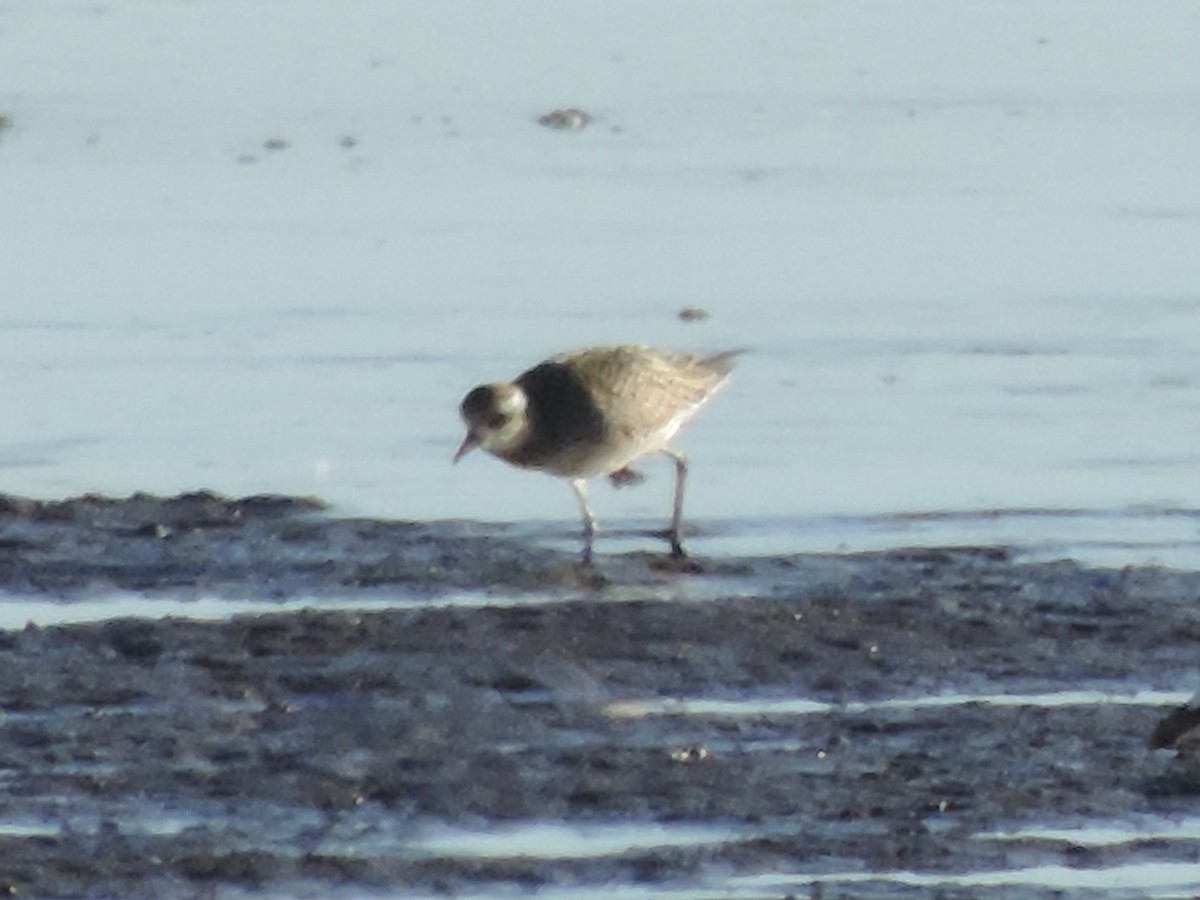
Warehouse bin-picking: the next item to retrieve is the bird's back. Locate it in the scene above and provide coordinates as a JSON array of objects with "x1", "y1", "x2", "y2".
[
  {"x1": 526, "y1": 345, "x2": 737, "y2": 475},
  {"x1": 564, "y1": 345, "x2": 734, "y2": 428}
]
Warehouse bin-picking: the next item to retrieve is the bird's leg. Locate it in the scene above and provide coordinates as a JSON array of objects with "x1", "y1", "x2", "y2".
[
  {"x1": 662, "y1": 449, "x2": 688, "y2": 558},
  {"x1": 570, "y1": 478, "x2": 597, "y2": 563}
]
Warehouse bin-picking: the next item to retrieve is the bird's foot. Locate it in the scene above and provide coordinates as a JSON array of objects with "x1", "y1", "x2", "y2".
[
  {"x1": 607, "y1": 467, "x2": 646, "y2": 489},
  {"x1": 648, "y1": 528, "x2": 701, "y2": 571},
  {"x1": 572, "y1": 556, "x2": 609, "y2": 588},
  {"x1": 656, "y1": 526, "x2": 686, "y2": 559}
]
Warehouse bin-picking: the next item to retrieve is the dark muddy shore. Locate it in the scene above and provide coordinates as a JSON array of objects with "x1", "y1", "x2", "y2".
[{"x1": 0, "y1": 492, "x2": 1198, "y2": 899}]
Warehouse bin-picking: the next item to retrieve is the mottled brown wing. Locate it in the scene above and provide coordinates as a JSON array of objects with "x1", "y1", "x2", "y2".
[{"x1": 557, "y1": 346, "x2": 735, "y2": 443}]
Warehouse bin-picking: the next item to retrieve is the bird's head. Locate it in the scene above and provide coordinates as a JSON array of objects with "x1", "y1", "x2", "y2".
[{"x1": 454, "y1": 382, "x2": 529, "y2": 462}]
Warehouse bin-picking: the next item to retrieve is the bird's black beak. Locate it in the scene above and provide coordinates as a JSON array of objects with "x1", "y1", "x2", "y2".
[{"x1": 453, "y1": 431, "x2": 480, "y2": 464}]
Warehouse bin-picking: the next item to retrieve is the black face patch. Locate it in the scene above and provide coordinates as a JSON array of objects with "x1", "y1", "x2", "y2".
[
  {"x1": 461, "y1": 386, "x2": 497, "y2": 420},
  {"x1": 461, "y1": 385, "x2": 513, "y2": 431}
]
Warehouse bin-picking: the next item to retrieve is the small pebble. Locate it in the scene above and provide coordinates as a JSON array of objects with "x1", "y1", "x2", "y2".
[
  {"x1": 538, "y1": 107, "x2": 591, "y2": 130},
  {"x1": 670, "y1": 746, "x2": 710, "y2": 763}
]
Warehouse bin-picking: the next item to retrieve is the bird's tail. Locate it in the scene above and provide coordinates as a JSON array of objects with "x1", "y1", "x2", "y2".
[{"x1": 701, "y1": 348, "x2": 746, "y2": 378}]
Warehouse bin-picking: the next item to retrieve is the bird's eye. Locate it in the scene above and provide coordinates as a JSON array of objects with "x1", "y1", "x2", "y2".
[{"x1": 485, "y1": 411, "x2": 508, "y2": 429}]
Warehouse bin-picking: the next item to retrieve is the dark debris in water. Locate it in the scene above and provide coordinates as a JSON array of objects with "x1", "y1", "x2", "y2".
[
  {"x1": 1149, "y1": 695, "x2": 1200, "y2": 759},
  {"x1": 537, "y1": 107, "x2": 592, "y2": 130},
  {"x1": 0, "y1": 491, "x2": 1197, "y2": 898}
]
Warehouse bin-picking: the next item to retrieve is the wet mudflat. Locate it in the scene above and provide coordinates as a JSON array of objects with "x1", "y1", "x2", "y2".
[{"x1": 0, "y1": 493, "x2": 1198, "y2": 898}]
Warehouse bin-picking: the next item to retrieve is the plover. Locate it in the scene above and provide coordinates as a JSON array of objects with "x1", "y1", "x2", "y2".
[{"x1": 454, "y1": 345, "x2": 739, "y2": 561}]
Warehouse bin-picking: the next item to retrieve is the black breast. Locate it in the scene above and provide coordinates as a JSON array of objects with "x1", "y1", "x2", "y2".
[{"x1": 510, "y1": 361, "x2": 607, "y2": 468}]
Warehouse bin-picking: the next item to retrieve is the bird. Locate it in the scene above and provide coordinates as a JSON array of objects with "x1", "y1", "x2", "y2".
[{"x1": 454, "y1": 344, "x2": 739, "y2": 562}]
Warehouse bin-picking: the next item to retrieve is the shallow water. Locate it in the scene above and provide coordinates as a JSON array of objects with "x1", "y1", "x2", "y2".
[
  {"x1": 4, "y1": 311, "x2": 1200, "y2": 570},
  {"x1": 3, "y1": 2, "x2": 1200, "y2": 573},
  {"x1": 605, "y1": 687, "x2": 1197, "y2": 720}
]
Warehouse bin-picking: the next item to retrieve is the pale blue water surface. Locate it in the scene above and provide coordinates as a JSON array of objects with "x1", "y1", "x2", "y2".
[{"x1": 2, "y1": 1, "x2": 1199, "y2": 571}]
